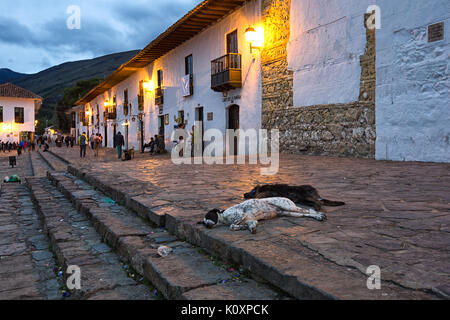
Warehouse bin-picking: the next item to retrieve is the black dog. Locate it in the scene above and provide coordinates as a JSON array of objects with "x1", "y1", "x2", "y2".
[{"x1": 244, "y1": 184, "x2": 345, "y2": 211}]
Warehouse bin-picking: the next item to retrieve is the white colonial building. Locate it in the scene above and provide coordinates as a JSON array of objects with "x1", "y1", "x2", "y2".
[
  {"x1": 74, "y1": 0, "x2": 262, "y2": 155},
  {"x1": 73, "y1": 0, "x2": 449, "y2": 163},
  {"x1": 0, "y1": 83, "x2": 42, "y2": 143}
]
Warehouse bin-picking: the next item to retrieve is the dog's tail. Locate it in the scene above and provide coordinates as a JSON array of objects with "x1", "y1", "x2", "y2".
[{"x1": 320, "y1": 199, "x2": 346, "y2": 207}]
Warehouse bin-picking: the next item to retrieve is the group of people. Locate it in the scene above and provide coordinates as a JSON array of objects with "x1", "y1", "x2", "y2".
[
  {"x1": 0, "y1": 140, "x2": 37, "y2": 156},
  {"x1": 53, "y1": 135, "x2": 75, "y2": 148},
  {"x1": 144, "y1": 134, "x2": 165, "y2": 156},
  {"x1": 78, "y1": 132, "x2": 104, "y2": 158}
]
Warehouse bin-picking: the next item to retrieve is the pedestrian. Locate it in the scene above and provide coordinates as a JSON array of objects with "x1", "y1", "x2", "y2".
[
  {"x1": 90, "y1": 133, "x2": 95, "y2": 149},
  {"x1": 94, "y1": 134, "x2": 101, "y2": 157},
  {"x1": 114, "y1": 132, "x2": 125, "y2": 159},
  {"x1": 70, "y1": 135, "x2": 75, "y2": 148},
  {"x1": 78, "y1": 132, "x2": 88, "y2": 158}
]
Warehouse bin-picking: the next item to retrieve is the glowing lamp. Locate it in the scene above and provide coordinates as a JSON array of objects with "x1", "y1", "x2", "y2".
[
  {"x1": 245, "y1": 26, "x2": 264, "y2": 53},
  {"x1": 143, "y1": 81, "x2": 154, "y2": 92},
  {"x1": 104, "y1": 101, "x2": 109, "y2": 107},
  {"x1": 245, "y1": 27, "x2": 257, "y2": 42}
]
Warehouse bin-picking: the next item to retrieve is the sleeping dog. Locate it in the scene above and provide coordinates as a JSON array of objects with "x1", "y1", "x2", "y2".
[
  {"x1": 198, "y1": 197, "x2": 326, "y2": 234},
  {"x1": 244, "y1": 184, "x2": 345, "y2": 211}
]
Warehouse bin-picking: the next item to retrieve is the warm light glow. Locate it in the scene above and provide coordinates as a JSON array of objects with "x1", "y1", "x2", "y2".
[
  {"x1": 86, "y1": 110, "x2": 92, "y2": 117},
  {"x1": 35, "y1": 120, "x2": 38, "y2": 126},
  {"x1": 104, "y1": 101, "x2": 109, "y2": 107},
  {"x1": 122, "y1": 121, "x2": 130, "y2": 127},
  {"x1": 253, "y1": 26, "x2": 265, "y2": 48},
  {"x1": 2, "y1": 123, "x2": 12, "y2": 132},
  {"x1": 143, "y1": 81, "x2": 154, "y2": 92},
  {"x1": 245, "y1": 27, "x2": 256, "y2": 43},
  {"x1": 49, "y1": 129, "x2": 55, "y2": 135},
  {"x1": 245, "y1": 26, "x2": 264, "y2": 51}
]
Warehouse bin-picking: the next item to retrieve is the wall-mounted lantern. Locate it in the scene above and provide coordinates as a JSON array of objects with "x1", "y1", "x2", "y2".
[
  {"x1": 245, "y1": 26, "x2": 264, "y2": 53},
  {"x1": 142, "y1": 81, "x2": 155, "y2": 92}
]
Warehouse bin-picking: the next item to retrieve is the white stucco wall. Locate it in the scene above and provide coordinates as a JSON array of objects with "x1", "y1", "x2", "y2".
[
  {"x1": 376, "y1": 0, "x2": 450, "y2": 162},
  {"x1": 288, "y1": 0, "x2": 373, "y2": 107},
  {"x1": 83, "y1": 0, "x2": 262, "y2": 154},
  {"x1": 0, "y1": 97, "x2": 36, "y2": 142}
]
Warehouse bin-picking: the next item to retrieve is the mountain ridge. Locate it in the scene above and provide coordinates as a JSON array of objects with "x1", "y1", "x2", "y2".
[{"x1": 5, "y1": 50, "x2": 140, "y2": 124}]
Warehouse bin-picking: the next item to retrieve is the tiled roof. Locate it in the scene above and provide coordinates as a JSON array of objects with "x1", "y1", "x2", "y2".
[
  {"x1": 76, "y1": 0, "x2": 247, "y2": 105},
  {"x1": 0, "y1": 82, "x2": 43, "y2": 100}
]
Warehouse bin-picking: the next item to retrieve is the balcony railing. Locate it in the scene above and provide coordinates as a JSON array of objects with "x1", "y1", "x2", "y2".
[
  {"x1": 211, "y1": 53, "x2": 242, "y2": 92},
  {"x1": 106, "y1": 106, "x2": 117, "y2": 120},
  {"x1": 155, "y1": 87, "x2": 164, "y2": 105}
]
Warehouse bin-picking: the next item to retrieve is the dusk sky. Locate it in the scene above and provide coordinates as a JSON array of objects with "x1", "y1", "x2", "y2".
[{"x1": 0, "y1": 0, "x2": 200, "y2": 74}]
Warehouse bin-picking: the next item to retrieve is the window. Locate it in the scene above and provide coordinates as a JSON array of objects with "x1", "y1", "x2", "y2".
[
  {"x1": 79, "y1": 111, "x2": 86, "y2": 125},
  {"x1": 184, "y1": 55, "x2": 194, "y2": 96},
  {"x1": 185, "y1": 55, "x2": 193, "y2": 75},
  {"x1": 14, "y1": 107, "x2": 24, "y2": 123},
  {"x1": 155, "y1": 70, "x2": 164, "y2": 105},
  {"x1": 124, "y1": 89, "x2": 129, "y2": 115},
  {"x1": 0, "y1": 106, "x2": 3, "y2": 123},
  {"x1": 157, "y1": 70, "x2": 163, "y2": 88},
  {"x1": 138, "y1": 82, "x2": 144, "y2": 111},
  {"x1": 96, "y1": 105, "x2": 100, "y2": 126},
  {"x1": 227, "y1": 30, "x2": 238, "y2": 54}
]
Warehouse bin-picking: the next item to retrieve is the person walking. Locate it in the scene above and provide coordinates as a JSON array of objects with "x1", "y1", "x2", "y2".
[
  {"x1": 79, "y1": 132, "x2": 88, "y2": 158},
  {"x1": 94, "y1": 134, "x2": 101, "y2": 157},
  {"x1": 90, "y1": 133, "x2": 95, "y2": 150},
  {"x1": 70, "y1": 135, "x2": 74, "y2": 148},
  {"x1": 114, "y1": 132, "x2": 125, "y2": 159}
]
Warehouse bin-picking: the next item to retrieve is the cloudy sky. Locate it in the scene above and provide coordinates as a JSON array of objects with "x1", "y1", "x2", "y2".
[{"x1": 0, "y1": 0, "x2": 200, "y2": 74}]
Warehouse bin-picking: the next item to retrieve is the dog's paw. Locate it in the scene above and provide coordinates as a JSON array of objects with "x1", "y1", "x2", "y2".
[{"x1": 316, "y1": 213, "x2": 327, "y2": 221}]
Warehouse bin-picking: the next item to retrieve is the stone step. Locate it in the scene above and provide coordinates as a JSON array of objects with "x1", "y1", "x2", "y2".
[
  {"x1": 37, "y1": 150, "x2": 67, "y2": 172},
  {"x1": 47, "y1": 171, "x2": 286, "y2": 300},
  {"x1": 25, "y1": 176, "x2": 156, "y2": 300},
  {"x1": 30, "y1": 151, "x2": 52, "y2": 177},
  {"x1": 64, "y1": 164, "x2": 437, "y2": 300},
  {"x1": 0, "y1": 183, "x2": 63, "y2": 300}
]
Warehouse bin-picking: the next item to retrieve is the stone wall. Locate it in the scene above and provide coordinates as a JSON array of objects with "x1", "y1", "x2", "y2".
[{"x1": 261, "y1": 0, "x2": 376, "y2": 158}]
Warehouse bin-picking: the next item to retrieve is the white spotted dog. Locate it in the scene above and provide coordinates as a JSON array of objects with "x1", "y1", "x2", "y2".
[{"x1": 198, "y1": 197, "x2": 327, "y2": 234}]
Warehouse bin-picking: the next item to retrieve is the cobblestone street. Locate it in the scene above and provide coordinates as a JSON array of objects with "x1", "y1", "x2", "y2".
[
  {"x1": 1, "y1": 146, "x2": 449, "y2": 299},
  {"x1": 49, "y1": 146, "x2": 449, "y2": 299}
]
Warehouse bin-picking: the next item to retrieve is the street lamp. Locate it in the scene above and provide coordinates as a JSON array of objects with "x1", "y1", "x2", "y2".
[{"x1": 143, "y1": 81, "x2": 154, "y2": 92}]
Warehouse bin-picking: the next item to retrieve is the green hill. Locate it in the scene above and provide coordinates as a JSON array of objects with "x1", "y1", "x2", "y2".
[
  {"x1": 10, "y1": 50, "x2": 139, "y2": 126},
  {"x1": 0, "y1": 68, "x2": 28, "y2": 83}
]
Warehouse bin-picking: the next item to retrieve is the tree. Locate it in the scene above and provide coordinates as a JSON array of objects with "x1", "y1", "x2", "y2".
[{"x1": 56, "y1": 79, "x2": 101, "y2": 132}]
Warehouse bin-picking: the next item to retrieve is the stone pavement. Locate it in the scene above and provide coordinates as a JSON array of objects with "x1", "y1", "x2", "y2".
[
  {"x1": 0, "y1": 151, "x2": 63, "y2": 299},
  {"x1": 1, "y1": 149, "x2": 286, "y2": 300},
  {"x1": 48, "y1": 146, "x2": 450, "y2": 299}
]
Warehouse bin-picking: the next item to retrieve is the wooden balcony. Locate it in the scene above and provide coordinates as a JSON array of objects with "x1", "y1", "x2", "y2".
[
  {"x1": 211, "y1": 53, "x2": 242, "y2": 92},
  {"x1": 155, "y1": 87, "x2": 164, "y2": 105},
  {"x1": 106, "y1": 106, "x2": 117, "y2": 120}
]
